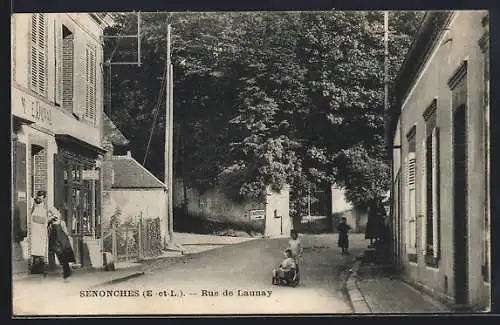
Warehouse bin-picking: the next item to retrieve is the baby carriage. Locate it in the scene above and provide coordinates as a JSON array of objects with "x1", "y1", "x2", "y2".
[{"x1": 272, "y1": 249, "x2": 300, "y2": 287}]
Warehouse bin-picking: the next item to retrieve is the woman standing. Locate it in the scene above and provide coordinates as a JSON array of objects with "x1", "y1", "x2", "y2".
[
  {"x1": 48, "y1": 209, "x2": 75, "y2": 279},
  {"x1": 30, "y1": 190, "x2": 49, "y2": 274},
  {"x1": 337, "y1": 217, "x2": 352, "y2": 255}
]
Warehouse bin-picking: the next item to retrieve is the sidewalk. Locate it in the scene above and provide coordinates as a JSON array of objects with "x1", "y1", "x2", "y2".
[
  {"x1": 13, "y1": 232, "x2": 260, "y2": 288},
  {"x1": 346, "y1": 259, "x2": 451, "y2": 313}
]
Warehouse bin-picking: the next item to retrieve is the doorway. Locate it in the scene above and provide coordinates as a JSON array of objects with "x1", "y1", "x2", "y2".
[{"x1": 453, "y1": 104, "x2": 468, "y2": 306}]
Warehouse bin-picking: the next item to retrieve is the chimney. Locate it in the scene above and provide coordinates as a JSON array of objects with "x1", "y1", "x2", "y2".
[
  {"x1": 103, "y1": 140, "x2": 114, "y2": 161},
  {"x1": 126, "y1": 151, "x2": 132, "y2": 158}
]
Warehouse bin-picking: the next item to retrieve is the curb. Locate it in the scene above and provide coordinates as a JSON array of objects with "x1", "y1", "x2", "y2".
[
  {"x1": 88, "y1": 271, "x2": 145, "y2": 288},
  {"x1": 345, "y1": 259, "x2": 371, "y2": 313}
]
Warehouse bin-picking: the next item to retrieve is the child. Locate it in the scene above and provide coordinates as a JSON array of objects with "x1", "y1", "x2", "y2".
[
  {"x1": 273, "y1": 248, "x2": 296, "y2": 280},
  {"x1": 288, "y1": 229, "x2": 304, "y2": 269},
  {"x1": 337, "y1": 217, "x2": 352, "y2": 255}
]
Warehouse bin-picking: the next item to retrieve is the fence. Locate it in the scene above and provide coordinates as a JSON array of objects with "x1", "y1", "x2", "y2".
[{"x1": 102, "y1": 215, "x2": 162, "y2": 263}]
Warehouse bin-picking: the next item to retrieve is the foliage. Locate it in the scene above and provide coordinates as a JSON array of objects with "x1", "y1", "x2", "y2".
[{"x1": 104, "y1": 11, "x2": 424, "y2": 214}]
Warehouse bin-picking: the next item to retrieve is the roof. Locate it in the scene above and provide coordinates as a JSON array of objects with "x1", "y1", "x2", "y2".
[
  {"x1": 110, "y1": 154, "x2": 166, "y2": 189},
  {"x1": 103, "y1": 114, "x2": 130, "y2": 146},
  {"x1": 89, "y1": 13, "x2": 114, "y2": 27},
  {"x1": 386, "y1": 11, "x2": 454, "y2": 146}
]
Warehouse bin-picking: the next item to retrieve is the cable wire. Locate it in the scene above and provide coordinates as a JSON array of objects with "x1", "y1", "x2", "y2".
[{"x1": 143, "y1": 61, "x2": 168, "y2": 165}]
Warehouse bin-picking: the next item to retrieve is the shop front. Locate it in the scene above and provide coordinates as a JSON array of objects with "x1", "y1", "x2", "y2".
[{"x1": 54, "y1": 135, "x2": 104, "y2": 267}]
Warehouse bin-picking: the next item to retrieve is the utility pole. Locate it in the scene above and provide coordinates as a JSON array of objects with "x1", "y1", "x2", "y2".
[{"x1": 165, "y1": 24, "x2": 175, "y2": 246}]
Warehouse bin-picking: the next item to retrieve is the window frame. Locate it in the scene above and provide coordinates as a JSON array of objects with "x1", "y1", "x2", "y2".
[{"x1": 423, "y1": 100, "x2": 440, "y2": 267}]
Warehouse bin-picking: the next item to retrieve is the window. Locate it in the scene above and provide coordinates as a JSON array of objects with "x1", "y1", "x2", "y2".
[
  {"x1": 30, "y1": 13, "x2": 48, "y2": 96},
  {"x1": 62, "y1": 25, "x2": 74, "y2": 112},
  {"x1": 406, "y1": 127, "x2": 417, "y2": 262},
  {"x1": 423, "y1": 100, "x2": 440, "y2": 267},
  {"x1": 85, "y1": 46, "x2": 97, "y2": 123}
]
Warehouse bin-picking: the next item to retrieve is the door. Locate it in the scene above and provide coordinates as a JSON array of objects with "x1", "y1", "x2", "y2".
[{"x1": 453, "y1": 104, "x2": 468, "y2": 306}]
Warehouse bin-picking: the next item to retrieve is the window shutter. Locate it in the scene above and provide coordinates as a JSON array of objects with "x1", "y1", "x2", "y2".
[
  {"x1": 407, "y1": 152, "x2": 416, "y2": 253},
  {"x1": 432, "y1": 128, "x2": 440, "y2": 259},
  {"x1": 30, "y1": 14, "x2": 39, "y2": 93},
  {"x1": 29, "y1": 13, "x2": 47, "y2": 97},
  {"x1": 37, "y1": 14, "x2": 47, "y2": 96},
  {"x1": 53, "y1": 154, "x2": 65, "y2": 211},
  {"x1": 15, "y1": 142, "x2": 28, "y2": 240},
  {"x1": 85, "y1": 46, "x2": 96, "y2": 123}
]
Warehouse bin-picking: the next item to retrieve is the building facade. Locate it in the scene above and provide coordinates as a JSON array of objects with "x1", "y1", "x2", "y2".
[
  {"x1": 11, "y1": 13, "x2": 112, "y2": 272},
  {"x1": 388, "y1": 11, "x2": 490, "y2": 310}
]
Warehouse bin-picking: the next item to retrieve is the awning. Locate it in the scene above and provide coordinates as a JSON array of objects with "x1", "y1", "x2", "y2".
[{"x1": 55, "y1": 134, "x2": 106, "y2": 155}]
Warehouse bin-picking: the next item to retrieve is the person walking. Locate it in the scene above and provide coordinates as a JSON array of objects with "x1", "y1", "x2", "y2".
[
  {"x1": 48, "y1": 209, "x2": 75, "y2": 279},
  {"x1": 337, "y1": 217, "x2": 352, "y2": 255},
  {"x1": 30, "y1": 190, "x2": 49, "y2": 274}
]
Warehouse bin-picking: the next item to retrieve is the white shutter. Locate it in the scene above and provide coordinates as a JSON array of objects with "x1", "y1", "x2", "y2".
[
  {"x1": 29, "y1": 13, "x2": 47, "y2": 97},
  {"x1": 37, "y1": 14, "x2": 47, "y2": 96},
  {"x1": 407, "y1": 152, "x2": 417, "y2": 254},
  {"x1": 30, "y1": 14, "x2": 39, "y2": 93},
  {"x1": 432, "y1": 128, "x2": 440, "y2": 259},
  {"x1": 85, "y1": 46, "x2": 96, "y2": 123}
]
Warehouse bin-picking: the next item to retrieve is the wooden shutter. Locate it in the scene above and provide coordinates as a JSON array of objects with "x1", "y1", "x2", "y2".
[
  {"x1": 85, "y1": 46, "x2": 96, "y2": 123},
  {"x1": 15, "y1": 142, "x2": 28, "y2": 240},
  {"x1": 30, "y1": 13, "x2": 47, "y2": 96},
  {"x1": 38, "y1": 14, "x2": 47, "y2": 96},
  {"x1": 53, "y1": 154, "x2": 65, "y2": 211},
  {"x1": 432, "y1": 128, "x2": 440, "y2": 259},
  {"x1": 30, "y1": 14, "x2": 39, "y2": 93},
  {"x1": 407, "y1": 152, "x2": 416, "y2": 253}
]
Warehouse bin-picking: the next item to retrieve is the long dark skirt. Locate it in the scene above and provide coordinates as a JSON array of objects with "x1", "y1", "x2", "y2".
[{"x1": 338, "y1": 233, "x2": 349, "y2": 249}]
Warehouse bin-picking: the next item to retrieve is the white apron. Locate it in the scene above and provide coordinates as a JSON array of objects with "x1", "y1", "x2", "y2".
[{"x1": 30, "y1": 201, "x2": 48, "y2": 258}]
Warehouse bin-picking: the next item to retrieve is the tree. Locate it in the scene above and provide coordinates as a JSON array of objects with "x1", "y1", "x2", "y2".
[{"x1": 104, "y1": 11, "x2": 424, "y2": 216}]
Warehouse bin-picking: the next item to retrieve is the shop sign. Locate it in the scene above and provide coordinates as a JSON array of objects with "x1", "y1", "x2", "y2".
[
  {"x1": 249, "y1": 209, "x2": 265, "y2": 220},
  {"x1": 82, "y1": 170, "x2": 99, "y2": 180},
  {"x1": 17, "y1": 191, "x2": 26, "y2": 200},
  {"x1": 12, "y1": 87, "x2": 53, "y2": 129}
]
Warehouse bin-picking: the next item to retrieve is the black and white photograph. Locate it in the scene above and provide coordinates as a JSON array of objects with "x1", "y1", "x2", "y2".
[{"x1": 10, "y1": 9, "x2": 491, "y2": 315}]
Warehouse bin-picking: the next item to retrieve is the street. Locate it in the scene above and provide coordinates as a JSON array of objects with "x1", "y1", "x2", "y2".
[{"x1": 13, "y1": 233, "x2": 366, "y2": 315}]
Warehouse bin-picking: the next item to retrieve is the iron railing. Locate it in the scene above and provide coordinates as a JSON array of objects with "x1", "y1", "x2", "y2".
[{"x1": 102, "y1": 214, "x2": 162, "y2": 263}]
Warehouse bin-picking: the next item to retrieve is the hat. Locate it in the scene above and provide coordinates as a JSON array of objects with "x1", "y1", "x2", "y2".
[{"x1": 36, "y1": 190, "x2": 47, "y2": 197}]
